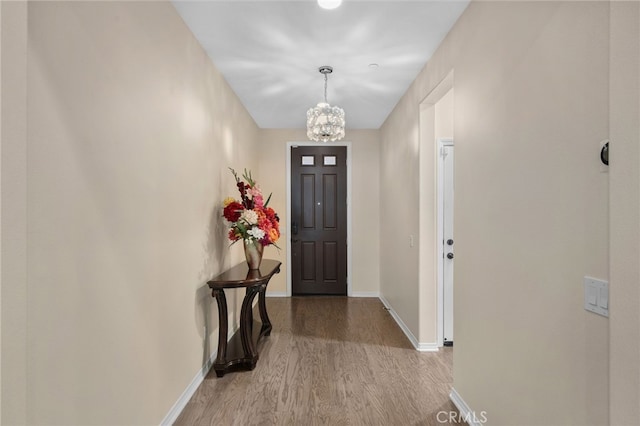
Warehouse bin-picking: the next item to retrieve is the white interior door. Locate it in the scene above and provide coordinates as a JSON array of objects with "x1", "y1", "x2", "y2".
[{"x1": 442, "y1": 142, "x2": 454, "y2": 345}]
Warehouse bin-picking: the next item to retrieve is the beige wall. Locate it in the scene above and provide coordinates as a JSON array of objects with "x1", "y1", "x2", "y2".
[
  {"x1": 1, "y1": 3, "x2": 381, "y2": 422},
  {"x1": 380, "y1": 96, "x2": 421, "y2": 338},
  {"x1": 382, "y1": 1, "x2": 611, "y2": 423},
  {"x1": 435, "y1": 89, "x2": 454, "y2": 142},
  {"x1": 3, "y1": 1, "x2": 260, "y2": 424},
  {"x1": 609, "y1": 1, "x2": 640, "y2": 422},
  {"x1": 258, "y1": 129, "x2": 381, "y2": 296},
  {"x1": 3, "y1": 0, "x2": 636, "y2": 424},
  {"x1": 417, "y1": 83, "x2": 455, "y2": 346},
  {"x1": 1, "y1": 1, "x2": 28, "y2": 423}
]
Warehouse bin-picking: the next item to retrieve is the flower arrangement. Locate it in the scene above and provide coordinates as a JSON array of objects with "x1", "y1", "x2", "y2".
[{"x1": 222, "y1": 168, "x2": 280, "y2": 248}]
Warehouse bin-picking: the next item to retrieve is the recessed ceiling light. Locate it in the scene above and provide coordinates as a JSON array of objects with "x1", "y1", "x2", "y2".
[
  {"x1": 318, "y1": 0, "x2": 343, "y2": 10},
  {"x1": 368, "y1": 63, "x2": 379, "y2": 69}
]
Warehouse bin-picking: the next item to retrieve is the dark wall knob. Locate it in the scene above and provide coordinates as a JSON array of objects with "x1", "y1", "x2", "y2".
[
  {"x1": 447, "y1": 239, "x2": 454, "y2": 246},
  {"x1": 447, "y1": 253, "x2": 454, "y2": 259},
  {"x1": 601, "y1": 141, "x2": 609, "y2": 165}
]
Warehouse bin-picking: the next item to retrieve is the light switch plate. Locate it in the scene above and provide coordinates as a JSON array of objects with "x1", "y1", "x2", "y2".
[{"x1": 584, "y1": 276, "x2": 609, "y2": 317}]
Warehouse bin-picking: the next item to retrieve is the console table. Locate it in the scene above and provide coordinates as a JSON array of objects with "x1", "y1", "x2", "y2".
[{"x1": 207, "y1": 259, "x2": 281, "y2": 377}]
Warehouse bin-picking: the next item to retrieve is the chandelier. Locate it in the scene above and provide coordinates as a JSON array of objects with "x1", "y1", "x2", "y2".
[{"x1": 306, "y1": 66, "x2": 345, "y2": 142}]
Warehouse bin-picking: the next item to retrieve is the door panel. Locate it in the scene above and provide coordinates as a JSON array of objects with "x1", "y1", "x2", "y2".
[
  {"x1": 323, "y1": 175, "x2": 337, "y2": 228},
  {"x1": 301, "y1": 242, "x2": 316, "y2": 281},
  {"x1": 302, "y1": 174, "x2": 315, "y2": 228},
  {"x1": 291, "y1": 145, "x2": 347, "y2": 295}
]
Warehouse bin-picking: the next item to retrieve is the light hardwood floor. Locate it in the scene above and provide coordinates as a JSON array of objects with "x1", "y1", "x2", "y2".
[{"x1": 175, "y1": 297, "x2": 459, "y2": 425}]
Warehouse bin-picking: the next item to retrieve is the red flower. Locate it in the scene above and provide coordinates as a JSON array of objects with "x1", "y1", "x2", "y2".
[
  {"x1": 228, "y1": 228, "x2": 240, "y2": 241},
  {"x1": 265, "y1": 207, "x2": 279, "y2": 222},
  {"x1": 223, "y1": 202, "x2": 243, "y2": 222}
]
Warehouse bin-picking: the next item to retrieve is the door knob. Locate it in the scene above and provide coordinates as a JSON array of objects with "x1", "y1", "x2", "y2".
[
  {"x1": 447, "y1": 253, "x2": 454, "y2": 259},
  {"x1": 447, "y1": 239, "x2": 454, "y2": 246}
]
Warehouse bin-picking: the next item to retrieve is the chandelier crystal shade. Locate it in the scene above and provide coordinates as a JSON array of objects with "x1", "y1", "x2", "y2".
[{"x1": 306, "y1": 66, "x2": 345, "y2": 143}]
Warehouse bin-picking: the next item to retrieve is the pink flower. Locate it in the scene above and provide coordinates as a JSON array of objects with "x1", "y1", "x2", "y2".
[
  {"x1": 253, "y1": 194, "x2": 264, "y2": 209},
  {"x1": 247, "y1": 186, "x2": 262, "y2": 198}
]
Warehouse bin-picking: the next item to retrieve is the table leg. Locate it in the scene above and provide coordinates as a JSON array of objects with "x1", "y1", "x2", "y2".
[
  {"x1": 212, "y1": 288, "x2": 228, "y2": 377},
  {"x1": 245, "y1": 287, "x2": 254, "y2": 325},
  {"x1": 258, "y1": 284, "x2": 272, "y2": 336},
  {"x1": 240, "y1": 286, "x2": 261, "y2": 366}
]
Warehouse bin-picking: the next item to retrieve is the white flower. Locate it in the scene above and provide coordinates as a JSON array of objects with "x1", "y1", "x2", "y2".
[
  {"x1": 241, "y1": 209, "x2": 258, "y2": 225},
  {"x1": 247, "y1": 227, "x2": 265, "y2": 240}
]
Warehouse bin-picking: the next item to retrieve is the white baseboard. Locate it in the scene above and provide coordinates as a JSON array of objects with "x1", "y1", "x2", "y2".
[
  {"x1": 265, "y1": 292, "x2": 287, "y2": 297},
  {"x1": 416, "y1": 342, "x2": 439, "y2": 352},
  {"x1": 161, "y1": 321, "x2": 241, "y2": 425},
  {"x1": 162, "y1": 291, "x2": 284, "y2": 423},
  {"x1": 378, "y1": 296, "x2": 438, "y2": 352},
  {"x1": 379, "y1": 296, "x2": 438, "y2": 351},
  {"x1": 160, "y1": 351, "x2": 216, "y2": 425},
  {"x1": 450, "y1": 388, "x2": 486, "y2": 426},
  {"x1": 351, "y1": 291, "x2": 380, "y2": 298}
]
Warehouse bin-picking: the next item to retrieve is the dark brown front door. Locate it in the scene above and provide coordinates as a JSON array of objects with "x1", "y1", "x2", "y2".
[{"x1": 291, "y1": 145, "x2": 347, "y2": 295}]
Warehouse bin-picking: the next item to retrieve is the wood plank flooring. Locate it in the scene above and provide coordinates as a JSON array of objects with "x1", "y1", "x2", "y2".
[{"x1": 175, "y1": 297, "x2": 458, "y2": 425}]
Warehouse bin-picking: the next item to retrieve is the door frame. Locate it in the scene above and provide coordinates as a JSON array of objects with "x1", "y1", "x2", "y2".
[
  {"x1": 437, "y1": 138, "x2": 454, "y2": 347},
  {"x1": 285, "y1": 141, "x2": 352, "y2": 297}
]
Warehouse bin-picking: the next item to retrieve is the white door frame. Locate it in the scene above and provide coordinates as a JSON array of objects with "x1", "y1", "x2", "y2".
[
  {"x1": 285, "y1": 141, "x2": 352, "y2": 297},
  {"x1": 437, "y1": 138, "x2": 454, "y2": 347}
]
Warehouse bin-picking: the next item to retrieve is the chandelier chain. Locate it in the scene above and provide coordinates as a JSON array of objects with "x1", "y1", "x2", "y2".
[{"x1": 324, "y1": 73, "x2": 328, "y2": 103}]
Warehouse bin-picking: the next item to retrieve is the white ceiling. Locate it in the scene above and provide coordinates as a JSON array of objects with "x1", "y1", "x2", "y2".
[{"x1": 172, "y1": 0, "x2": 469, "y2": 129}]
